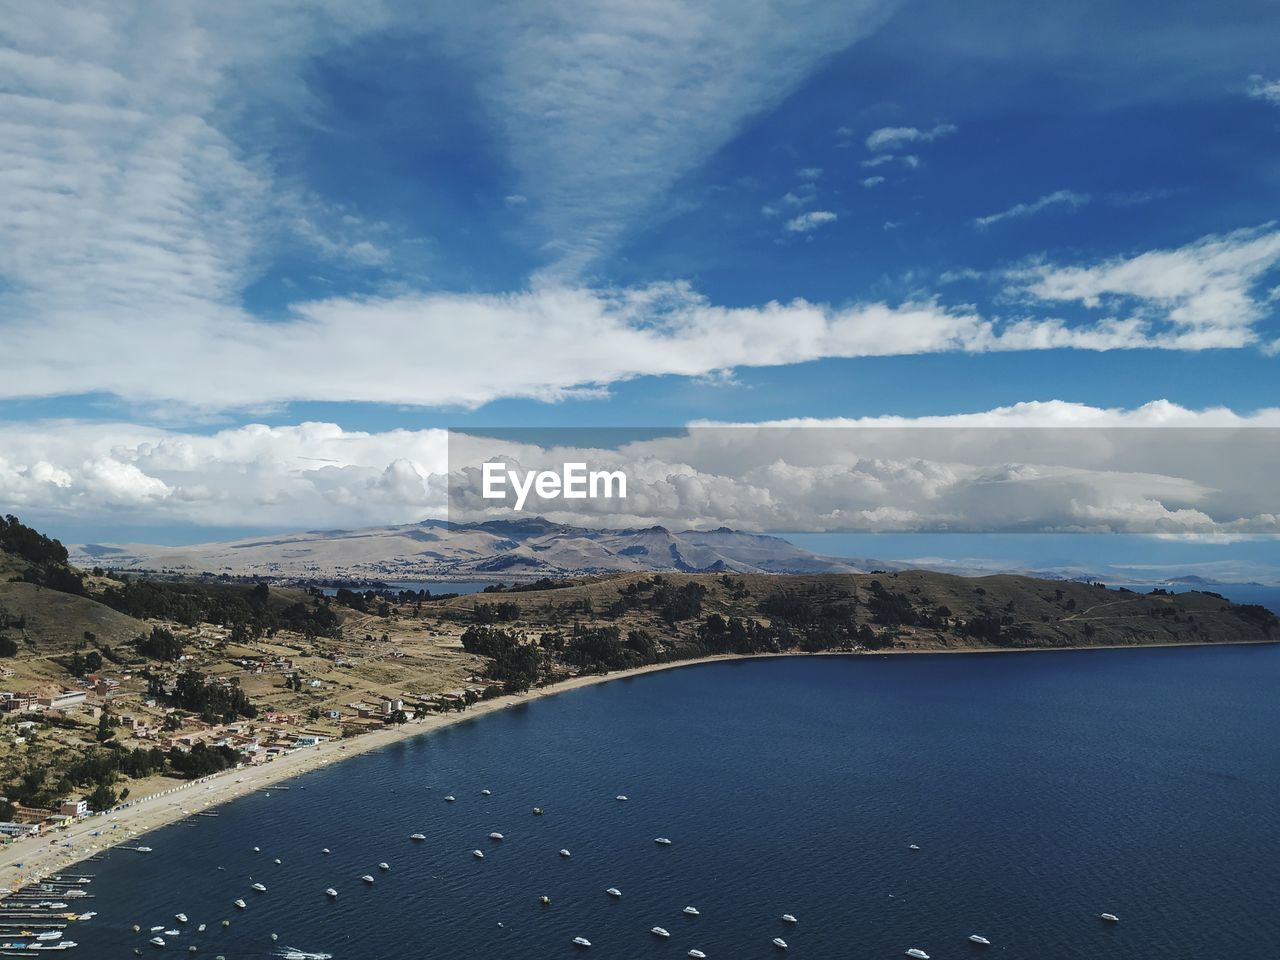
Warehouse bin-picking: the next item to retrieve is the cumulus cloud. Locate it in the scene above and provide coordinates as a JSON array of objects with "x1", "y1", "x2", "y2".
[
  {"x1": 784, "y1": 210, "x2": 838, "y2": 233},
  {"x1": 861, "y1": 176, "x2": 885, "y2": 188},
  {"x1": 865, "y1": 122, "x2": 956, "y2": 151},
  {"x1": 974, "y1": 189, "x2": 1090, "y2": 229},
  {"x1": 1012, "y1": 224, "x2": 1280, "y2": 348},
  {"x1": 4, "y1": 402, "x2": 1280, "y2": 537}
]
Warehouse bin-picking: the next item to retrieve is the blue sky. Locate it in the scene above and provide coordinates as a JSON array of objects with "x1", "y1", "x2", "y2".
[{"x1": 1, "y1": 0, "x2": 1279, "y2": 548}]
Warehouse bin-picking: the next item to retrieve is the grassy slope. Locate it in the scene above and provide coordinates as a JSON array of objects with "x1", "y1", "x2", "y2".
[{"x1": 437, "y1": 570, "x2": 1278, "y2": 650}]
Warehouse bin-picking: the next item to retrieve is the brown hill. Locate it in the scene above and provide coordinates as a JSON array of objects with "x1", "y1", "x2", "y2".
[{"x1": 436, "y1": 570, "x2": 1279, "y2": 652}]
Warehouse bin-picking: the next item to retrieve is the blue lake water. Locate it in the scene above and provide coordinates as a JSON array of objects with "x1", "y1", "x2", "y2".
[{"x1": 52, "y1": 648, "x2": 1280, "y2": 958}]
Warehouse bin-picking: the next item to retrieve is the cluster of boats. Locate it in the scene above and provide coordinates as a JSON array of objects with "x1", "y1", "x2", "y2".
[{"x1": 0, "y1": 875, "x2": 95, "y2": 954}]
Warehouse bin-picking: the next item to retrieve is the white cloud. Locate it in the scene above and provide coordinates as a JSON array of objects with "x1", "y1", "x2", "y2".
[
  {"x1": 784, "y1": 210, "x2": 837, "y2": 233},
  {"x1": 1248, "y1": 74, "x2": 1280, "y2": 105},
  {"x1": 6, "y1": 402, "x2": 1280, "y2": 536},
  {"x1": 865, "y1": 122, "x2": 956, "y2": 151},
  {"x1": 860, "y1": 154, "x2": 895, "y2": 168},
  {"x1": 2, "y1": 221, "x2": 1277, "y2": 411},
  {"x1": 503, "y1": 193, "x2": 528, "y2": 206},
  {"x1": 974, "y1": 190, "x2": 1090, "y2": 229},
  {"x1": 1014, "y1": 224, "x2": 1280, "y2": 347},
  {"x1": 460, "y1": 0, "x2": 900, "y2": 277},
  {"x1": 861, "y1": 176, "x2": 885, "y2": 188},
  {"x1": 796, "y1": 167, "x2": 823, "y2": 180}
]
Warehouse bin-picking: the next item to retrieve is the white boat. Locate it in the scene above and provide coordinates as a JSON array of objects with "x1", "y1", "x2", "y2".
[
  {"x1": 559, "y1": 848, "x2": 571, "y2": 857},
  {"x1": 197, "y1": 924, "x2": 205, "y2": 932},
  {"x1": 163, "y1": 929, "x2": 179, "y2": 936},
  {"x1": 772, "y1": 938, "x2": 788, "y2": 949},
  {"x1": 445, "y1": 795, "x2": 456, "y2": 802},
  {"x1": 274, "y1": 858, "x2": 282, "y2": 864},
  {"x1": 325, "y1": 888, "x2": 338, "y2": 898},
  {"x1": 651, "y1": 927, "x2": 670, "y2": 938},
  {"x1": 361, "y1": 874, "x2": 376, "y2": 883},
  {"x1": 35, "y1": 932, "x2": 62, "y2": 941},
  {"x1": 655, "y1": 837, "x2": 672, "y2": 845},
  {"x1": 472, "y1": 850, "x2": 484, "y2": 859},
  {"x1": 909, "y1": 843, "x2": 920, "y2": 851},
  {"x1": 906, "y1": 950, "x2": 930, "y2": 959},
  {"x1": 688, "y1": 952, "x2": 706, "y2": 959},
  {"x1": 251, "y1": 882, "x2": 267, "y2": 892},
  {"x1": 572, "y1": 937, "x2": 591, "y2": 948},
  {"x1": 150, "y1": 936, "x2": 166, "y2": 947},
  {"x1": 532, "y1": 806, "x2": 544, "y2": 815},
  {"x1": 968, "y1": 934, "x2": 991, "y2": 945},
  {"x1": 175, "y1": 913, "x2": 187, "y2": 923},
  {"x1": 482, "y1": 789, "x2": 492, "y2": 796},
  {"x1": 616, "y1": 795, "x2": 628, "y2": 801},
  {"x1": 683, "y1": 906, "x2": 700, "y2": 916},
  {"x1": 606, "y1": 888, "x2": 622, "y2": 897},
  {"x1": 253, "y1": 846, "x2": 260, "y2": 852},
  {"x1": 151, "y1": 926, "x2": 165, "y2": 932},
  {"x1": 410, "y1": 834, "x2": 426, "y2": 841},
  {"x1": 234, "y1": 899, "x2": 247, "y2": 909},
  {"x1": 1101, "y1": 913, "x2": 1119, "y2": 923},
  {"x1": 781, "y1": 914, "x2": 798, "y2": 923},
  {"x1": 322, "y1": 848, "x2": 331, "y2": 854},
  {"x1": 378, "y1": 862, "x2": 390, "y2": 870},
  {"x1": 489, "y1": 832, "x2": 504, "y2": 840}
]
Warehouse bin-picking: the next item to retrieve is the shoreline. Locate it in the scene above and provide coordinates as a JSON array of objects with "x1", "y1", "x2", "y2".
[{"x1": 2, "y1": 638, "x2": 1275, "y2": 890}]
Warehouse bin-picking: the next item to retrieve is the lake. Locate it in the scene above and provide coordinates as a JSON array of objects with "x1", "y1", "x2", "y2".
[{"x1": 51, "y1": 647, "x2": 1280, "y2": 958}]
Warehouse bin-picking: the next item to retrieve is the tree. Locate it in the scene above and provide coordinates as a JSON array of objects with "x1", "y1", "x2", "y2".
[
  {"x1": 388, "y1": 709, "x2": 408, "y2": 724},
  {"x1": 87, "y1": 782, "x2": 117, "y2": 812}
]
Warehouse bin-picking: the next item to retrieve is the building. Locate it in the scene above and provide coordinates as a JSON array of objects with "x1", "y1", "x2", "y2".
[
  {"x1": 59, "y1": 798, "x2": 88, "y2": 818},
  {"x1": 38, "y1": 690, "x2": 87, "y2": 711},
  {"x1": 0, "y1": 821, "x2": 40, "y2": 838}
]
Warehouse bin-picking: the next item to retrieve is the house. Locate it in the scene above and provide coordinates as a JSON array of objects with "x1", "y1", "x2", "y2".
[
  {"x1": 0, "y1": 692, "x2": 37, "y2": 713},
  {"x1": 0, "y1": 821, "x2": 40, "y2": 838},
  {"x1": 380, "y1": 697, "x2": 404, "y2": 716},
  {"x1": 59, "y1": 799, "x2": 88, "y2": 818}
]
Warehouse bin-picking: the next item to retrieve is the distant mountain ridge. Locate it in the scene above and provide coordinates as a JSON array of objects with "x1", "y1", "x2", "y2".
[{"x1": 71, "y1": 518, "x2": 885, "y2": 581}]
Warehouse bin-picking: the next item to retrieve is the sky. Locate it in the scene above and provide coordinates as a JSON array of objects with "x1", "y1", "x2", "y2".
[{"x1": 1, "y1": 0, "x2": 1279, "y2": 558}]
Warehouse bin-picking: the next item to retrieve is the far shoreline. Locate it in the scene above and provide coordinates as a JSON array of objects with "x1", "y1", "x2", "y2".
[{"x1": 2, "y1": 638, "x2": 1276, "y2": 891}]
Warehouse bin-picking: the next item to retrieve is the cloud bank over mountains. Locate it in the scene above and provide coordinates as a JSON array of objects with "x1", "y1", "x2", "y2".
[{"x1": 3, "y1": 402, "x2": 1278, "y2": 538}]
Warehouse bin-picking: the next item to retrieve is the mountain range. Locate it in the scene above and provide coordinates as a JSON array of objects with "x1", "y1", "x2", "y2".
[{"x1": 70, "y1": 518, "x2": 884, "y2": 581}]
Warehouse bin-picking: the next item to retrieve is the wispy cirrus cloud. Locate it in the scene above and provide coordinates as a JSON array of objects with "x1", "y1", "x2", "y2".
[
  {"x1": 974, "y1": 189, "x2": 1090, "y2": 229},
  {"x1": 1248, "y1": 74, "x2": 1280, "y2": 105},
  {"x1": 784, "y1": 210, "x2": 838, "y2": 233},
  {"x1": 865, "y1": 122, "x2": 956, "y2": 152}
]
